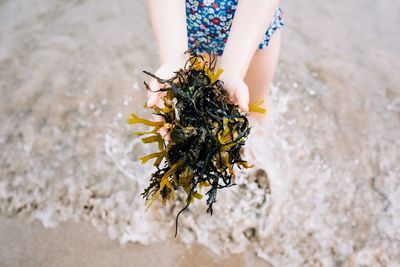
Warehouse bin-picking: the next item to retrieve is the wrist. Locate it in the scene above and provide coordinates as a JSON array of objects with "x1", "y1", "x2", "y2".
[
  {"x1": 160, "y1": 53, "x2": 188, "y2": 69},
  {"x1": 217, "y1": 58, "x2": 247, "y2": 79}
]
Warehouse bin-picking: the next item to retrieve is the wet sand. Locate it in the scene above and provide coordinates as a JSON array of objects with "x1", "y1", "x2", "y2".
[
  {"x1": 0, "y1": 214, "x2": 260, "y2": 267},
  {"x1": 1, "y1": 0, "x2": 399, "y2": 266}
]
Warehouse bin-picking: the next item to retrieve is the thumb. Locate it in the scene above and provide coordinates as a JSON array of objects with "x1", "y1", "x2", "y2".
[{"x1": 236, "y1": 81, "x2": 249, "y2": 112}]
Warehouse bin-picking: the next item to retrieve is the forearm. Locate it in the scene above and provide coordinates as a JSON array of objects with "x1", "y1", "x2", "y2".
[
  {"x1": 147, "y1": 0, "x2": 188, "y2": 65},
  {"x1": 219, "y1": 0, "x2": 280, "y2": 78}
]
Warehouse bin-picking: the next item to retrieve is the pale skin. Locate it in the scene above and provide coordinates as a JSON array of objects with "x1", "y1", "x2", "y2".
[{"x1": 146, "y1": 0, "x2": 281, "y2": 139}]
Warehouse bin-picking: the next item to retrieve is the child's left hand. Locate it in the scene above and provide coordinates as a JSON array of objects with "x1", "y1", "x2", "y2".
[{"x1": 218, "y1": 71, "x2": 249, "y2": 112}]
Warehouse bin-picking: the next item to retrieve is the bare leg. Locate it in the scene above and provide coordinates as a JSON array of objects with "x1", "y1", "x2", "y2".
[
  {"x1": 241, "y1": 30, "x2": 281, "y2": 165},
  {"x1": 245, "y1": 30, "x2": 281, "y2": 122}
]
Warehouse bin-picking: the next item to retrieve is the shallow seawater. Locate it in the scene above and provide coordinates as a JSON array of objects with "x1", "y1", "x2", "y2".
[{"x1": 0, "y1": 0, "x2": 399, "y2": 266}]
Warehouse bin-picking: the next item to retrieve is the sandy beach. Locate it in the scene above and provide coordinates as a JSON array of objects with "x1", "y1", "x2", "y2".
[
  {"x1": 0, "y1": 214, "x2": 261, "y2": 267},
  {"x1": 1, "y1": 0, "x2": 399, "y2": 266}
]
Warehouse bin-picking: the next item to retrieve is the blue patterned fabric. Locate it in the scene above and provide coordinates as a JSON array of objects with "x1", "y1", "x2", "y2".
[{"x1": 186, "y1": 0, "x2": 284, "y2": 56}]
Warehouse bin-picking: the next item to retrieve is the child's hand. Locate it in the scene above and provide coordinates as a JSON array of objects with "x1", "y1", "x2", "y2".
[
  {"x1": 218, "y1": 71, "x2": 249, "y2": 112},
  {"x1": 146, "y1": 59, "x2": 186, "y2": 141},
  {"x1": 146, "y1": 61, "x2": 183, "y2": 108}
]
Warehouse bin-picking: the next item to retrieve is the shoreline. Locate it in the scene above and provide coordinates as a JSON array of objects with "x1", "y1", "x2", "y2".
[{"x1": 1, "y1": 0, "x2": 399, "y2": 266}]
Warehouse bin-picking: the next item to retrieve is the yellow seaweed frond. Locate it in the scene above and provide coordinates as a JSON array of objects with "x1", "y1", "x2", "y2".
[
  {"x1": 183, "y1": 185, "x2": 203, "y2": 203},
  {"x1": 198, "y1": 181, "x2": 210, "y2": 190},
  {"x1": 206, "y1": 67, "x2": 223, "y2": 84},
  {"x1": 162, "y1": 106, "x2": 171, "y2": 113},
  {"x1": 236, "y1": 161, "x2": 254, "y2": 169},
  {"x1": 179, "y1": 167, "x2": 194, "y2": 187},
  {"x1": 182, "y1": 184, "x2": 190, "y2": 195},
  {"x1": 128, "y1": 113, "x2": 164, "y2": 127},
  {"x1": 217, "y1": 118, "x2": 231, "y2": 144},
  {"x1": 193, "y1": 192, "x2": 203, "y2": 199},
  {"x1": 141, "y1": 134, "x2": 163, "y2": 144},
  {"x1": 160, "y1": 178, "x2": 176, "y2": 203},
  {"x1": 140, "y1": 130, "x2": 168, "y2": 151},
  {"x1": 133, "y1": 127, "x2": 160, "y2": 136},
  {"x1": 217, "y1": 119, "x2": 242, "y2": 151},
  {"x1": 154, "y1": 151, "x2": 166, "y2": 167},
  {"x1": 157, "y1": 160, "x2": 185, "y2": 194},
  {"x1": 190, "y1": 56, "x2": 205, "y2": 71},
  {"x1": 139, "y1": 151, "x2": 165, "y2": 164},
  {"x1": 221, "y1": 140, "x2": 240, "y2": 151},
  {"x1": 152, "y1": 105, "x2": 172, "y2": 115},
  {"x1": 188, "y1": 192, "x2": 203, "y2": 203},
  {"x1": 145, "y1": 160, "x2": 185, "y2": 211},
  {"x1": 248, "y1": 99, "x2": 267, "y2": 114}
]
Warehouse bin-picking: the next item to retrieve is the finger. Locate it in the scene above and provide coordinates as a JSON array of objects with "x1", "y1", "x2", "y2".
[
  {"x1": 156, "y1": 122, "x2": 171, "y2": 141},
  {"x1": 146, "y1": 79, "x2": 160, "y2": 107},
  {"x1": 236, "y1": 82, "x2": 249, "y2": 112},
  {"x1": 165, "y1": 133, "x2": 171, "y2": 142},
  {"x1": 152, "y1": 113, "x2": 165, "y2": 122},
  {"x1": 158, "y1": 127, "x2": 169, "y2": 139},
  {"x1": 228, "y1": 90, "x2": 237, "y2": 105},
  {"x1": 147, "y1": 92, "x2": 159, "y2": 108},
  {"x1": 156, "y1": 91, "x2": 166, "y2": 109},
  {"x1": 224, "y1": 84, "x2": 237, "y2": 105}
]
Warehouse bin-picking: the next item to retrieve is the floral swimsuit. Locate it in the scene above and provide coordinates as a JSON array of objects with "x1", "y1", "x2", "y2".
[{"x1": 186, "y1": 0, "x2": 284, "y2": 56}]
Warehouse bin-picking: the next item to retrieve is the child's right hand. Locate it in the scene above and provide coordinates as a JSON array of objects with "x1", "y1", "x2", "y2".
[
  {"x1": 146, "y1": 61, "x2": 182, "y2": 108},
  {"x1": 146, "y1": 59, "x2": 186, "y2": 141}
]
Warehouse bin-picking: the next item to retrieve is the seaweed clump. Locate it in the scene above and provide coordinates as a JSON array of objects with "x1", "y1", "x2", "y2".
[{"x1": 128, "y1": 48, "x2": 266, "y2": 236}]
